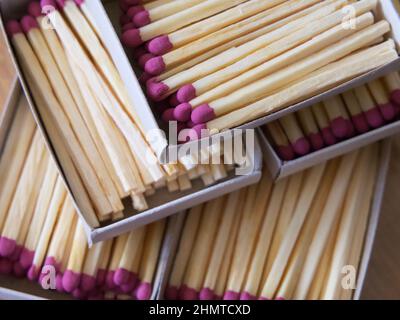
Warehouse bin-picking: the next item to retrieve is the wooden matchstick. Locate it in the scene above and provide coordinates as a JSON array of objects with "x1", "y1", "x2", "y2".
[
  {"x1": 367, "y1": 79, "x2": 397, "y2": 121},
  {"x1": 297, "y1": 108, "x2": 325, "y2": 151},
  {"x1": 311, "y1": 103, "x2": 337, "y2": 146},
  {"x1": 323, "y1": 95, "x2": 355, "y2": 139},
  {"x1": 341, "y1": 91, "x2": 370, "y2": 134},
  {"x1": 80, "y1": 241, "x2": 108, "y2": 293},
  {"x1": 106, "y1": 233, "x2": 129, "y2": 291},
  {"x1": 279, "y1": 114, "x2": 311, "y2": 156},
  {"x1": 354, "y1": 85, "x2": 385, "y2": 128},
  {"x1": 264, "y1": 122, "x2": 295, "y2": 161},
  {"x1": 383, "y1": 72, "x2": 400, "y2": 105}
]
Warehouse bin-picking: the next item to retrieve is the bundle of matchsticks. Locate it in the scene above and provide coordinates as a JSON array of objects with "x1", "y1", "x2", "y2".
[
  {"x1": 0, "y1": 96, "x2": 167, "y2": 300},
  {"x1": 5, "y1": 0, "x2": 241, "y2": 226},
  {"x1": 120, "y1": 0, "x2": 399, "y2": 139},
  {"x1": 264, "y1": 72, "x2": 400, "y2": 160},
  {"x1": 165, "y1": 144, "x2": 380, "y2": 300}
]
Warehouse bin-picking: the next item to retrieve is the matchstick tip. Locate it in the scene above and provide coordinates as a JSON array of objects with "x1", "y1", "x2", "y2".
[
  {"x1": 191, "y1": 104, "x2": 215, "y2": 124},
  {"x1": 28, "y1": 1, "x2": 43, "y2": 18},
  {"x1": 105, "y1": 270, "x2": 117, "y2": 290},
  {"x1": 174, "y1": 103, "x2": 193, "y2": 122},
  {"x1": 44, "y1": 256, "x2": 60, "y2": 272},
  {"x1": 62, "y1": 270, "x2": 81, "y2": 293},
  {"x1": 351, "y1": 113, "x2": 370, "y2": 134},
  {"x1": 133, "y1": 10, "x2": 150, "y2": 28},
  {"x1": 379, "y1": 102, "x2": 397, "y2": 121},
  {"x1": 72, "y1": 288, "x2": 88, "y2": 300},
  {"x1": 177, "y1": 84, "x2": 196, "y2": 103},
  {"x1": 240, "y1": 292, "x2": 257, "y2": 300},
  {"x1": 27, "y1": 265, "x2": 39, "y2": 280},
  {"x1": 56, "y1": 273, "x2": 65, "y2": 292},
  {"x1": 186, "y1": 120, "x2": 196, "y2": 128},
  {"x1": 145, "y1": 56, "x2": 166, "y2": 76},
  {"x1": 321, "y1": 127, "x2": 337, "y2": 146},
  {"x1": 122, "y1": 22, "x2": 135, "y2": 32},
  {"x1": 80, "y1": 273, "x2": 97, "y2": 292},
  {"x1": 139, "y1": 72, "x2": 152, "y2": 85},
  {"x1": 390, "y1": 89, "x2": 400, "y2": 105},
  {"x1": 126, "y1": 5, "x2": 145, "y2": 19},
  {"x1": 120, "y1": 274, "x2": 138, "y2": 293},
  {"x1": 162, "y1": 108, "x2": 176, "y2": 123},
  {"x1": 13, "y1": 261, "x2": 26, "y2": 278},
  {"x1": 188, "y1": 124, "x2": 208, "y2": 141},
  {"x1": 138, "y1": 52, "x2": 155, "y2": 69},
  {"x1": 113, "y1": 268, "x2": 131, "y2": 286},
  {"x1": 223, "y1": 290, "x2": 240, "y2": 300},
  {"x1": 258, "y1": 296, "x2": 270, "y2": 300},
  {"x1": 179, "y1": 285, "x2": 198, "y2": 300},
  {"x1": 365, "y1": 107, "x2": 385, "y2": 129},
  {"x1": 135, "y1": 282, "x2": 152, "y2": 300},
  {"x1": 146, "y1": 80, "x2": 169, "y2": 101},
  {"x1": 169, "y1": 93, "x2": 180, "y2": 107},
  {"x1": 121, "y1": 28, "x2": 143, "y2": 48},
  {"x1": 132, "y1": 45, "x2": 147, "y2": 59},
  {"x1": 308, "y1": 132, "x2": 325, "y2": 151},
  {"x1": 164, "y1": 285, "x2": 179, "y2": 300},
  {"x1": 0, "y1": 237, "x2": 17, "y2": 257},
  {"x1": 21, "y1": 15, "x2": 39, "y2": 33},
  {"x1": 276, "y1": 144, "x2": 295, "y2": 161},
  {"x1": 331, "y1": 117, "x2": 351, "y2": 139},
  {"x1": 147, "y1": 35, "x2": 173, "y2": 55},
  {"x1": 95, "y1": 269, "x2": 107, "y2": 287},
  {"x1": 40, "y1": 0, "x2": 58, "y2": 10},
  {"x1": 292, "y1": 137, "x2": 311, "y2": 156},
  {"x1": 5, "y1": 20, "x2": 22, "y2": 36},
  {"x1": 19, "y1": 248, "x2": 35, "y2": 269},
  {"x1": 0, "y1": 258, "x2": 13, "y2": 275},
  {"x1": 199, "y1": 288, "x2": 215, "y2": 300},
  {"x1": 55, "y1": 0, "x2": 66, "y2": 8}
]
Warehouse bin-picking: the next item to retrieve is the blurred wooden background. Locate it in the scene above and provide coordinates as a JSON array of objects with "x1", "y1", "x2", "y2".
[{"x1": 1, "y1": 30, "x2": 399, "y2": 300}]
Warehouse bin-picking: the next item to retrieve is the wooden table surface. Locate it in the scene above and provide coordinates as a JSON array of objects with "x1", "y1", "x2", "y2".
[{"x1": 0, "y1": 31, "x2": 399, "y2": 300}]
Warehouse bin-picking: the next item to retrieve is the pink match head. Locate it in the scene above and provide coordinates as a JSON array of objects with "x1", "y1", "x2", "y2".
[
  {"x1": 186, "y1": 120, "x2": 196, "y2": 128},
  {"x1": 308, "y1": 132, "x2": 325, "y2": 151},
  {"x1": 122, "y1": 0, "x2": 141, "y2": 6},
  {"x1": 21, "y1": 15, "x2": 39, "y2": 33},
  {"x1": 178, "y1": 285, "x2": 198, "y2": 300},
  {"x1": 276, "y1": 144, "x2": 295, "y2": 161},
  {"x1": 379, "y1": 102, "x2": 396, "y2": 122},
  {"x1": 13, "y1": 261, "x2": 26, "y2": 278},
  {"x1": 122, "y1": 22, "x2": 135, "y2": 32},
  {"x1": 28, "y1": 2, "x2": 43, "y2": 18},
  {"x1": 259, "y1": 296, "x2": 270, "y2": 300},
  {"x1": 74, "y1": 0, "x2": 85, "y2": 6},
  {"x1": 199, "y1": 288, "x2": 215, "y2": 300},
  {"x1": 331, "y1": 117, "x2": 350, "y2": 139},
  {"x1": 162, "y1": 108, "x2": 176, "y2": 123},
  {"x1": 56, "y1": 273, "x2": 64, "y2": 292},
  {"x1": 135, "y1": 282, "x2": 152, "y2": 300},
  {"x1": 133, "y1": 10, "x2": 150, "y2": 28},
  {"x1": 55, "y1": 0, "x2": 67, "y2": 8},
  {"x1": 351, "y1": 113, "x2": 370, "y2": 134},
  {"x1": 0, "y1": 258, "x2": 13, "y2": 275},
  {"x1": 365, "y1": 107, "x2": 385, "y2": 129},
  {"x1": 80, "y1": 274, "x2": 97, "y2": 292},
  {"x1": 126, "y1": 5, "x2": 144, "y2": 18},
  {"x1": 292, "y1": 137, "x2": 311, "y2": 156},
  {"x1": 169, "y1": 93, "x2": 180, "y2": 107},
  {"x1": 5, "y1": 20, "x2": 22, "y2": 36},
  {"x1": 120, "y1": 274, "x2": 138, "y2": 293},
  {"x1": 391, "y1": 89, "x2": 400, "y2": 105},
  {"x1": 147, "y1": 35, "x2": 173, "y2": 55},
  {"x1": 191, "y1": 104, "x2": 216, "y2": 124},
  {"x1": 121, "y1": 28, "x2": 143, "y2": 47},
  {"x1": 96, "y1": 269, "x2": 107, "y2": 287},
  {"x1": 223, "y1": 290, "x2": 240, "y2": 300},
  {"x1": 138, "y1": 52, "x2": 154, "y2": 69},
  {"x1": 9, "y1": 245, "x2": 23, "y2": 261},
  {"x1": 27, "y1": 265, "x2": 39, "y2": 281},
  {"x1": 113, "y1": 268, "x2": 131, "y2": 286},
  {"x1": 62, "y1": 270, "x2": 81, "y2": 293},
  {"x1": 164, "y1": 285, "x2": 179, "y2": 300},
  {"x1": 119, "y1": 0, "x2": 130, "y2": 12},
  {"x1": 240, "y1": 292, "x2": 257, "y2": 300},
  {"x1": 346, "y1": 120, "x2": 355, "y2": 138},
  {"x1": 321, "y1": 127, "x2": 337, "y2": 146},
  {"x1": 0, "y1": 237, "x2": 16, "y2": 258},
  {"x1": 19, "y1": 248, "x2": 35, "y2": 269},
  {"x1": 133, "y1": 45, "x2": 147, "y2": 59},
  {"x1": 44, "y1": 256, "x2": 59, "y2": 272},
  {"x1": 146, "y1": 80, "x2": 169, "y2": 101},
  {"x1": 105, "y1": 270, "x2": 117, "y2": 290},
  {"x1": 177, "y1": 84, "x2": 196, "y2": 103},
  {"x1": 139, "y1": 72, "x2": 152, "y2": 85},
  {"x1": 189, "y1": 124, "x2": 208, "y2": 141},
  {"x1": 72, "y1": 288, "x2": 88, "y2": 300},
  {"x1": 145, "y1": 56, "x2": 166, "y2": 75},
  {"x1": 174, "y1": 103, "x2": 193, "y2": 122},
  {"x1": 40, "y1": 0, "x2": 59, "y2": 10}
]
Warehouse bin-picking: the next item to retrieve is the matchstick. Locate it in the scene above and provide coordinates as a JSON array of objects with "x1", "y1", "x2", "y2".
[
  {"x1": 297, "y1": 108, "x2": 325, "y2": 151},
  {"x1": 135, "y1": 220, "x2": 166, "y2": 300},
  {"x1": 206, "y1": 40, "x2": 397, "y2": 131},
  {"x1": 311, "y1": 103, "x2": 337, "y2": 146},
  {"x1": 354, "y1": 85, "x2": 385, "y2": 128},
  {"x1": 105, "y1": 233, "x2": 129, "y2": 291},
  {"x1": 279, "y1": 114, "x2": 311, "y2": 156},
  {"x1": 96, "y1": 239, "x2": 113, "y2": 289},
  {"x1": 341, "y1": 91, "x2": 370, "y2": 134},
  {"x1": 264, "y1": 122, "x2": 295, "y2": 161},
  {"x1": 323, "y1": 96, "x2": 355, "y2": 139},
  {"x1": 383, "y1": 72, "x2": 400, "y2": 105},
  {"x1": 122, "y1": 0, "x2": 248, "y2": 47},
  {"x1": 294, "y1": 150, "x2": 359, "y2": 299},
  {"x1": 179, "y1": 197, "x2": 225, "y2": 300},
  {"x1": 367, "y1": 79, "x2": 397, "y2": 121},
  {"x1": 80, "y1": 241, "x2": 108, "y2": 293},
  {"x1": 165, "y1": 205, "x2": 203, "y2": 300}
]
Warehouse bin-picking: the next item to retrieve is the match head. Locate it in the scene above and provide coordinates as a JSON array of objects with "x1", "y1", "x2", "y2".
[
  {"x1": 179, "y1": 285, "x2": 198, "y2": 300},
  {"x1": 44, "y1": 256, "x2": 60, "y2": 272},
  {"x1": 120, "y1": 274, "x2": 138, "y2": 293},
  {"x1": 62, "y1": 270, "x2": 81, "y2": 293},
  {"x1": 122, "y1": 0, "x2": 141, "y2": 6},
  {"x1": 113, "y1": 268, "x2": 131, "y2": 286},
  {"x1": 145, "y1": 56, "x2": 166, "y2": 75},
  {"x1": 292, "y1": 137, "x2": 311, "y2": 156},
  {"x1": 0, "y1": 258, "x2": 13, "y2": 275},
  {"x1": 96, "y1": 269, "x2": 107, "y2": 287},
  {"x1": 331, "y1": 117, "x2": 350, "y2": 139},
  {"x1": 55, "y1": 0, "x2": 67, "y2": 8},
  {"x1": 122, "y1": 22, "x2": 135, "y2": 32},
  {"x1": 133, "y1": 10, "x2": 150, "y2": 28},
  {"x1": 126, "y1": 5, "x2": 145, "y2": 18},
  {"x1": 121, "y1": 28, "x2": 143, "y2": 48},
  {"x1": 40, "y1": 0, "x2": 59, "y2": 10},
  {"x1": 56, "y1": 273, "x2": 64, "y2": 292},
  {"x1": 169, "y1": 93, "x2": 180, "y2": 107},
  {"x1": 276, "y1": 144, "x2": 295, "y2": 161},
  {"x1": 135, "y1": 282, "x2": 152, "y2": 300},
  {"x1": 240, "y1": 292, "x2": 257, "y2": 300},
  {"x1": 321, "y1": 127, "x2": 337, "y2": 146},
  {"x1": 390, "y1": 89, "x2": 400, "y2": 105},
  {"x1": 80, "y1": 274, "x2": 97, "y2": 292},
  {"x1": 188, "y1": 124, "x2": 208, "y2": 141},
  {"x1": 308, "y1": 132, "x2": 325, "y2": 151},
  {"x1": 138, "y1": 52, "x2": 155, "y2": 69},
  {"x1": 199, "y1": 288, "x2": 215, "y2": 300},
  {"x1": 379, "y1": 102, "x2": 396, "y2": 121},
  {"x1": 223, "y1": 290, "x2": 240, "y2": 300},
  {"x1": 164, "y1": 285, "x2": 179, "y2": 300},
  {"x1": 351, "y1": 113, "x2": 370, "y2": 134},
  {"x1": 19, "y1": 248, "x2": 35, "y2": 269},
  {"x1": 162, "y1": 108, "x2": 176, "y2": 123},
  {"x1": 177, "y1": 84, "x2": 196, "y2": 103},
  {"x1": 27, "y1": 265, "x2": 39, "y2": 281},
  {"x1": 174, "y1": 103, "x2": 193, "y2": 122},
  {"x1": 13, "y1": 261, "x2": 26, "y2": 278},
  {"x1": 105, "y1": 270, "x2": 117, "y2": 290},
  {"x1": 147, "y1": 35, "x2": 173, "y2": 55},
  {"x1": 9, "y1": 245, "x2": 23, "y2": 261},
  {"x1": 191, "y1": 104, "x2": 216, "y2": 124},
  {"x1": 21, "y1": 15, "x2": 39, "y2": 33},
  {"x1": 347, "y1": 120, "x2": 356, "y2": 138},
  {"x1": 146, "y1": 80, "x2": 169, "y2": 101},
  {"x1": 5, "y1": 20, "x2": 23, "y2": 36},
  {"x1": 72, "y1": 288, "x2": 88, "y2": 300},
  {"x1": 365, "y1": 107, "x2": 385, "y2": 129},
  {"x1": 139, "y1": 72, "x2": 152, "y2": 85},
  {"x1": 28, "y1": 2, "x2": 43, "y2": 17},
  {"x1": 186, "y1": 120, "x2": 196, "y2": 128},
  {"x1": 0, "y1": 237, "x2": 17, "y2": 258}
]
